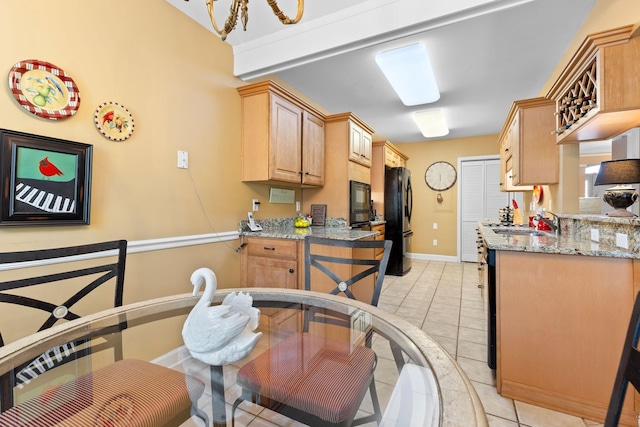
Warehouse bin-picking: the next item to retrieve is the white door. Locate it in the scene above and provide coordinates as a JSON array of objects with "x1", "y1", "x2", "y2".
[{"x1": 460, "y1": 158, "x2": 508, "y2": 262}]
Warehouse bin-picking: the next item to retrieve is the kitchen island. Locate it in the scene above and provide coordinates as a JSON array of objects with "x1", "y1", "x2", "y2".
[
  {"x1": 239, "y1": 217, "x2": 384, "y2": 290},
  {"x1": 478, "y1": 221, "x2": 639, "y2": 426}
]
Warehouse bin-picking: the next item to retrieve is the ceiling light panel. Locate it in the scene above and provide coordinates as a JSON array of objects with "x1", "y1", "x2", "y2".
[
  {"x1": 412, "y1": 109, "x2": 449, "y2": 138},
  {"x1": 375, "y1": 43, "x2": 440, "y2": 106}
]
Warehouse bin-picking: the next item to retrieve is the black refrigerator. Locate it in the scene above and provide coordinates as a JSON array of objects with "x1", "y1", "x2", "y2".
[{"x1": 384, "y1": 167, "x2": 413, "y2": 276}]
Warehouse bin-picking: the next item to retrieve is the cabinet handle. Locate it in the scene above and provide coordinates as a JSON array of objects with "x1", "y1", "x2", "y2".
[
  {"x1": 289, "y1": 269, "x2": 294, "y2": 274},
  {"x1": 305, "y1": 171, "x2": 310, "y2": 175},
  {"x1": 263, "y1": 247, "x2": 276, "y2": 251}
]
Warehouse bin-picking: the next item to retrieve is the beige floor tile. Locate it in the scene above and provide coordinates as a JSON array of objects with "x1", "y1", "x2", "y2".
[
  {"x1": 457, "y1": 356, "x2": 495, "y2": 386},
  {"x1": 458, "y1": 325, "x2": 488, "y2": 345},
  {"x1": 486, "y1": 414, "x2": 520, "y2": 427},
  {"x1": 422, "y1": 320, "x2": 459, "y2": 339},
  {"x1": 515, "y1": 400, "x2": 587, "y2": 427},
  {"x1": 457, "y1": 339, "x2": 488, "y2": 363},
  {"x1": 472, "y1": 381, "x2": 518, "y2": 422},
  {"x1": 428, "y1": 334, "x2": 457, "y2": 357}
]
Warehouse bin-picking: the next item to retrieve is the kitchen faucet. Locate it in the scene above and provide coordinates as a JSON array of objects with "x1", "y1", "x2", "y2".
[{"x1": 535, "y1": 211, "x2": 560, "y2": 235}]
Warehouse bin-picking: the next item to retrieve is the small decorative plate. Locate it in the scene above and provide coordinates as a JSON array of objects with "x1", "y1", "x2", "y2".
[
  {"x1": 532, "y1": 185, "x2": 543, "y2": 204},
  {"x1": 8, "y1": 59, "x2": 81, "y2": 120},
  {"x1": 94, "y1": 102, "x2": 135, "y2": 141}
]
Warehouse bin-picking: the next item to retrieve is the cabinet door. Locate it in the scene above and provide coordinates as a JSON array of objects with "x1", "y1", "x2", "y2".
[
  {"x1": 349, "y1": 121, "x2": 364, "y2": 163},
  {"x1": 270, "y1": 94, "x2": 303, "y2": 183},
  {"x1": 509, "y1": 114, "x2": 521, "y2": 184},
  {"x1": 348, "y1": 122, "x2": 372, "y2": 167},
  {"x1": 302, "y1": 111, "x2": 325, "y2": 186},
  {"x1": 245, "y1": 256, "x2": 297, "y2": 289}
]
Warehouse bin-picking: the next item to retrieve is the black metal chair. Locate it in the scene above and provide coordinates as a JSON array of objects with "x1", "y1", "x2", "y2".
[
  {"x1": 0, "y1": 240, "x2": 128, "y2": 412},
  {"x1": 605, "y1": 290, "x2": 640, "y2": 426},
  {"x1": 232, "y1": 236, "x2": 392, "y2": 426},
  {"x1": 0, "y1": 240, "x2": 210, "y2": 426}
]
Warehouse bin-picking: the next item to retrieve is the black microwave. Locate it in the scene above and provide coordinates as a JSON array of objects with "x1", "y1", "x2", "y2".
[{"x1": 349, "y1": 180, "x2": 372, "y2": 225}]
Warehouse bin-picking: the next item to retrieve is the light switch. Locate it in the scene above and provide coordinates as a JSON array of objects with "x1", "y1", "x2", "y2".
[
  {"x1": 177, "y1": 150, "x2": 188, "y2": 169},
  {"x1": 433, "y1": 223, "x2": 438, "y2": 230}
]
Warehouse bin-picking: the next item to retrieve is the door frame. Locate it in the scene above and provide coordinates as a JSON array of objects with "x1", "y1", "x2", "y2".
[{"x1": 456, "y1": 155, "x2": 500, "y2": 262}]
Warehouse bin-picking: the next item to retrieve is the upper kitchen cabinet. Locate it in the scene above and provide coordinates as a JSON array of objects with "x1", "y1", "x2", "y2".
[
  {"x1": 548, "y1": 25, "x2": 640, "y2": 144},
  {"x1": 372, "y1": 140, "x2": 408, "y2": 169},
  {"x1": 499, "y1": 98, "x2": 557, "y2": 191},
  {"x1": 326, "y1": 113, "x2": 374, "y2": 168},
  {"x1": 371, "y1": 141, "x2": 408, "y2": 216},
  {"x1": 302, "y1": 112, "x2": 374, "y2": 220},
  {"x1": 237, "y1": 81, "x2": 326, "y2": 186}
]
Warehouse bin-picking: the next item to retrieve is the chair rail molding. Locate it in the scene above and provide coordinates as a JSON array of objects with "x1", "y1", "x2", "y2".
[{"x1": 0, "y1": 231, "x2": 239, "y2": 271}]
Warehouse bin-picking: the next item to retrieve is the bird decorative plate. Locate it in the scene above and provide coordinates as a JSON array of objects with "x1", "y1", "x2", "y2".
[
  {"x1": 94, "y1": 102, "x2": 134, "y2": 141},
  {"x1": 8, "y1": 59, "x2": 81, "y2": 120}
]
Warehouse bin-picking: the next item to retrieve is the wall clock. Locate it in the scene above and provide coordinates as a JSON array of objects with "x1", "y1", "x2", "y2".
[{"x1": 425, "y1": 161, "x2": 457, "y2": 191}]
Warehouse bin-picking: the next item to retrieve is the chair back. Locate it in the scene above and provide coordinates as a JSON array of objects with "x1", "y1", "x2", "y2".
[
  {"x1": 605, "y1": 290, "x2": 640, "y2": 426},
  {"x1": 0, "y1": 240, "x2": 127, "y2": 411},
  {"x1": 304, "y1": 236, "x2": 392, "y2": 307}
]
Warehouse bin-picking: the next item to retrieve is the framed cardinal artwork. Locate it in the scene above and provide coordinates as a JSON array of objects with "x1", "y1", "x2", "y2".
[{"x1": 0, "y1": 129, "x2": 92, "y2": 226}]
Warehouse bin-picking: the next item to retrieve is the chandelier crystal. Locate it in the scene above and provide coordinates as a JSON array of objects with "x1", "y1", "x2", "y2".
[{"x1": 192, "y1": 0, "x2": 304, "y2": 41}]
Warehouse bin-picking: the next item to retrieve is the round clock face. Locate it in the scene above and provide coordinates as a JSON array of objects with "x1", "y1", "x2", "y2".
[{"x1": 425, "y1": 161, "x2": 457, "y2": 191}]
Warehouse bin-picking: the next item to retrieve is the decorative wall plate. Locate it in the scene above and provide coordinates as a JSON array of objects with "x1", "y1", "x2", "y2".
[
  {"x1": 532, "y1": 185, "x2": 543, "y2": 203},
  {"x1": 8, "y1": 59, "x2": 81, "y2": 120},
  {"x1": 94, "y1": 102, "x2": 134, "y2": 141}
]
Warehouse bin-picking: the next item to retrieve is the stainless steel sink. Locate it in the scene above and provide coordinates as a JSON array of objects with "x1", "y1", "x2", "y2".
[{"x1": 491, "y1": 228, "x2": 553, "y2": 237}]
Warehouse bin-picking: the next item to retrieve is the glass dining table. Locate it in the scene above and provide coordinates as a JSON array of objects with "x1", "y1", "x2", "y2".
[{"x1": 0, "y1": 288, "x2": 487, "y2": 427}]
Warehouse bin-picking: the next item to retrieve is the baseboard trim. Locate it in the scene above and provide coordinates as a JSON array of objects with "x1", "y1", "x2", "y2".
[
  {"x1": 0, "y1": 231, "x2": 239, "y2": 271},
  {"x1": 407, "y1": 252, "x2": 459, "y2": 263}
]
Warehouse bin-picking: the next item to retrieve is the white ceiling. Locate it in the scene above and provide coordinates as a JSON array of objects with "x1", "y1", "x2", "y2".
[{"x1": 167, "y1": 0, "x2": 596, "y2": 143}]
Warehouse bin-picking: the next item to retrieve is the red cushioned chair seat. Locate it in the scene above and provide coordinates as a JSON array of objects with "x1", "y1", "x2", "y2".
[
  {"x1": 236, "y1": 333, "x2": 376, "y2": 425},
  {"x1": 0, "y1": 359, "x2": 204, "y2": 427}
]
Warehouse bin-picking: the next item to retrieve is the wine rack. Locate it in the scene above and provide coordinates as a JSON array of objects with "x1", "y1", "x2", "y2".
[{"x1": 556, "y1": 57, "x2": 598, "y2": 134}]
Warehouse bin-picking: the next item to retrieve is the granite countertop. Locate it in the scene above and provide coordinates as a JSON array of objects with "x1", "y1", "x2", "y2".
[
  {"x1": 239, "y1": 217, "x2": 380, "y2": 241},
  {"x1": 478, "y1": 222, "x2": 639, "y2": 259},
  {"x1": 241, "y1": 226, "x2": 379, "y2": 241}
]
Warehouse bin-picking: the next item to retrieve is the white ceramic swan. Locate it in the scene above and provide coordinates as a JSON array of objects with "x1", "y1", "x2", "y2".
[{"x1": 182, "y1": 268, "x2": 262, "y2": 365}]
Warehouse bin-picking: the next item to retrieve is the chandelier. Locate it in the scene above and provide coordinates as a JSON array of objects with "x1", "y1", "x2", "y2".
[{"x1": 186, "y1": 0, "x2": 304, "y2": 41}]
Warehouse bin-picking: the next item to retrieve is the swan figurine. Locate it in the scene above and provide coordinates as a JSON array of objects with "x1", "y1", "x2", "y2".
[{"x1": 182, "y1": 268, "x2": 262, "y2": 365}]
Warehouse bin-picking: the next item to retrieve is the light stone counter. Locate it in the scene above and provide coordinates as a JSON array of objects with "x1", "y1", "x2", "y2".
[
  {"x1": 239, "y1": 217, "x2": 380, "y2": 241},
  {"x1": 478, "y1": 221, "x2": 639, "y2": 259}
]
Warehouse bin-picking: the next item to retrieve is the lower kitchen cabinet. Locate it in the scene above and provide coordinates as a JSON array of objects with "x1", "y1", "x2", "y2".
[
  {"x1": 240, "y1": 237, "x2": 302, "y2": 289},
  {"x1": 496, "y1": 250, "x2": 639, "y2": 426}
]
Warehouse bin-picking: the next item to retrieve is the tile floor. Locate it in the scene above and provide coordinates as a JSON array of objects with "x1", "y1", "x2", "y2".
[{"x1": 173, "y1": 259, "x2": 607, "y2": 426}]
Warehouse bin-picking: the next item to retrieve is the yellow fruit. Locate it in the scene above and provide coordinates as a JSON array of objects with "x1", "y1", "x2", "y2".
[{"x1": 32, "y1": 95, "x2": 46, "y2": 107}]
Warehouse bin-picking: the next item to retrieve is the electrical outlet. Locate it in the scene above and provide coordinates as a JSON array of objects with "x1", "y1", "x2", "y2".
[
  {"x1": 432, "y1": 239, "x2": 438, "y2": 246},
  {"x1": 616, "y1": 233, "x2": 628, "y2": 249},
  {"x1": 433, "y1": 223, "x2": 438, "y2": 230},
  {"x1": 252, "y1": 199, "x2": 260, "y2": 212},
  {"x1": 590, "y1": 229, "x2": 599, "y2": 242},
  {"x1": 177, "y1": 150, "x2": 188, "y2": 169},
  {"x1": 296, "y1": 201, "x2": 300, "y2": 212}
]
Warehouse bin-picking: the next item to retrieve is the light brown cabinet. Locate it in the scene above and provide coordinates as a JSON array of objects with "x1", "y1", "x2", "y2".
[
  {"x1": 496, "y1": 250, "x2": 639, "y2": 425},
  {"x1": 240, "y1": 237, "x2": 302, "y2": 289},
  {"x1": 548, "y1": 25, "x2": 640, "y2": 144},
  {"x1": 371, "y1": 141, "x2": 409, "y2": 216},
  {"x1": 303, "y1": 112, "x2": 374, "y2": 222},
  {"x1": 348, "y1": 120, "x2": 373, "y2": 167},
  {"x1": 237, "y1": 81, "x2": 325, "y2": 186},
  {"x1": 498, "y1": 98, "x2": 557, "y2": 191}
]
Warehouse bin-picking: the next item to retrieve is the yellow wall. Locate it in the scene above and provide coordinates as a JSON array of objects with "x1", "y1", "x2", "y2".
[
  {"x1": 401, "y1": 134, "x2": 499, "y2": 256},
  {"x1": 0, "y1": 0, "x2": 301, "y2": 320}
]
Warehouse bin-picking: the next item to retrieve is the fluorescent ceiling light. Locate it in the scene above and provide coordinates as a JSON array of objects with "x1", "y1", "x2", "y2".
[
  {"x1": 375, "y1": 43, "x2": 440, "y2": 106},
  {"x1": 412, "y1": 109, "x2": 449, "y2": 138}
]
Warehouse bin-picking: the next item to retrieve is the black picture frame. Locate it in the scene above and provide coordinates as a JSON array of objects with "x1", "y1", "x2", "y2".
[{"x1": 0, "y1": 129, "x2": 92, "y2": 226}]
